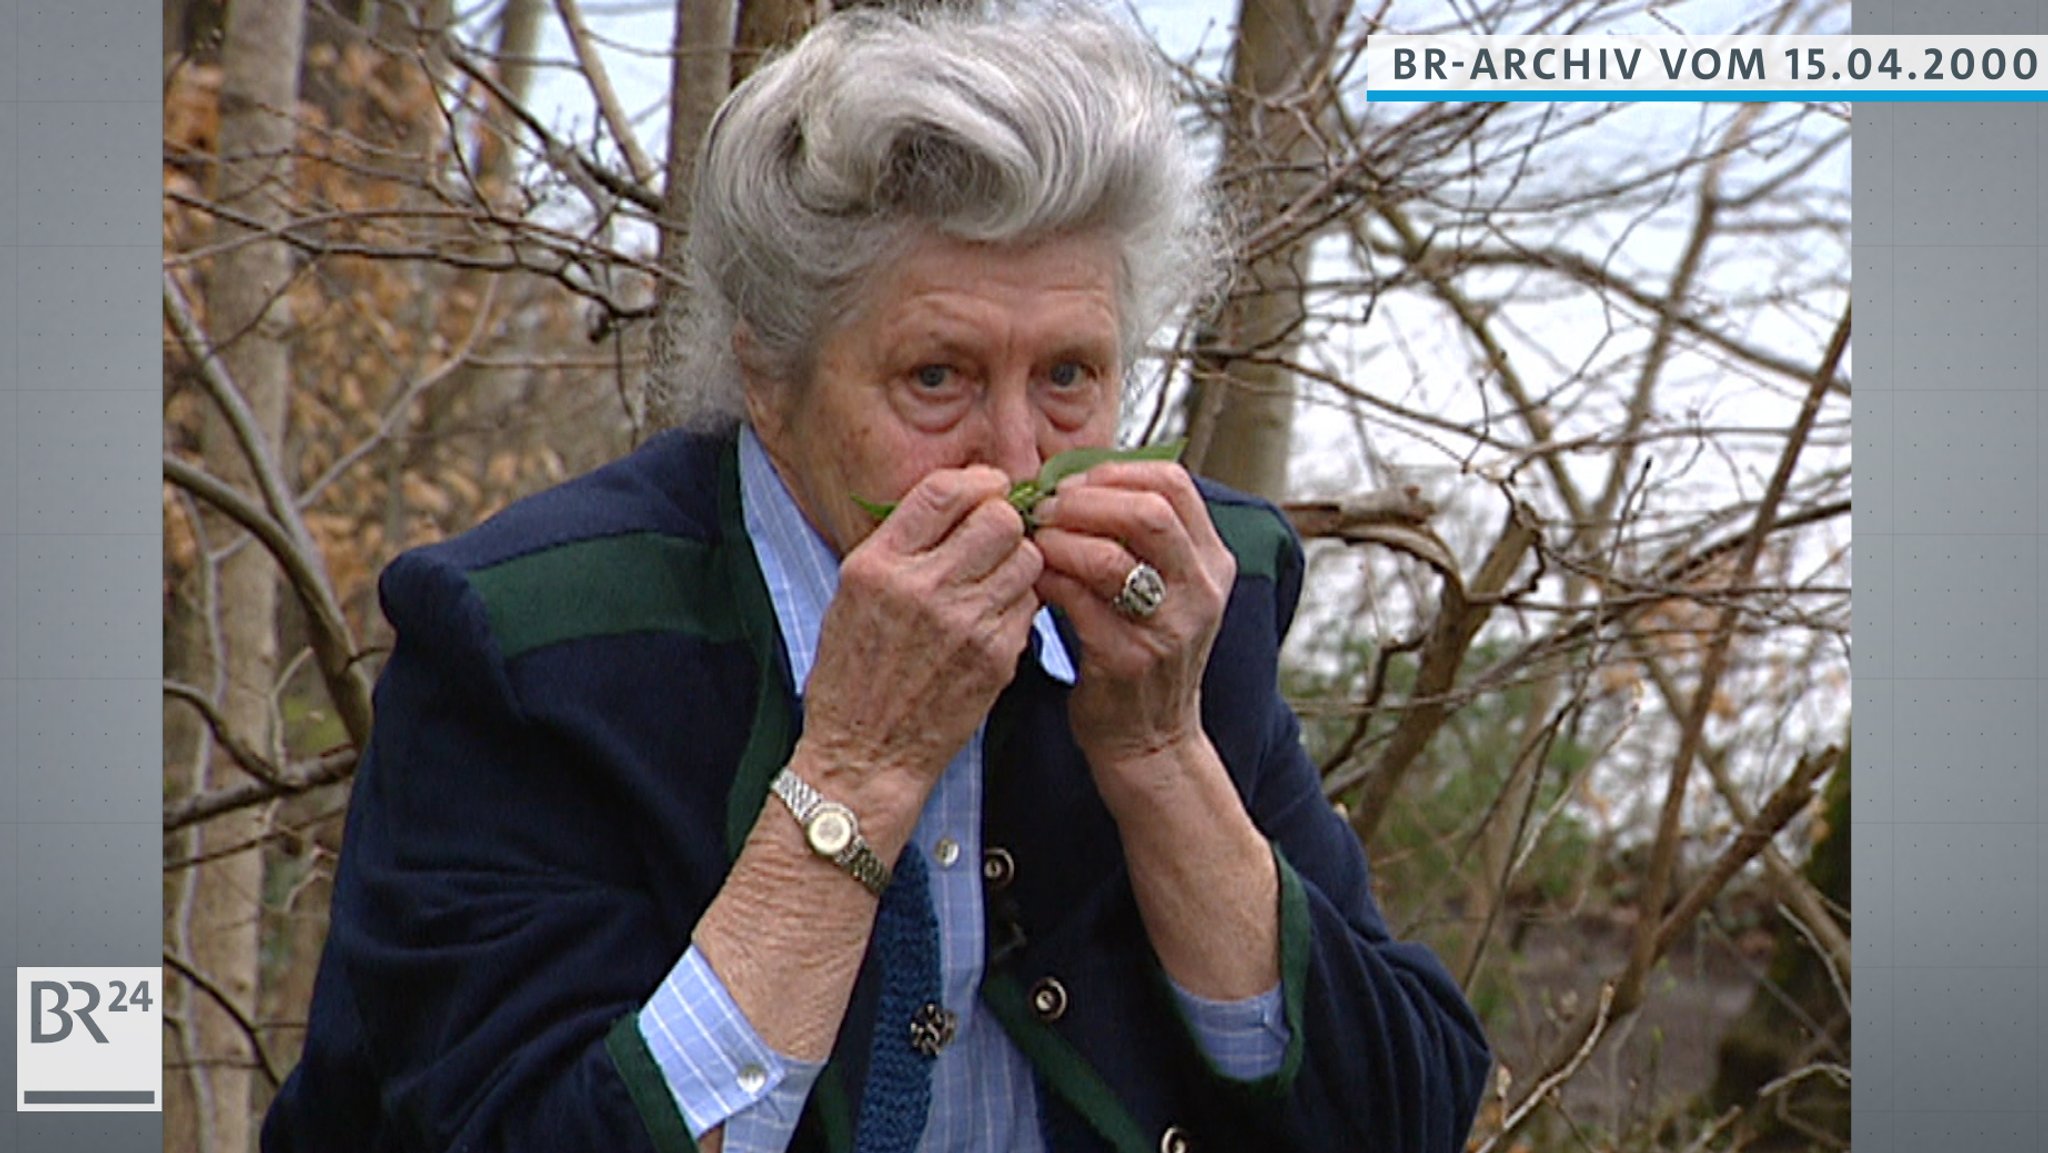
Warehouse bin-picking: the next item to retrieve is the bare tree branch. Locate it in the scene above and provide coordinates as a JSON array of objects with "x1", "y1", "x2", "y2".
[
  {"x1": 1626, "y1": 304, "x2": 1849, "y2": 1009},
  {"x1": 161, "y1": 453, "x2": 374, "y2": 750},
  {"x1": 164, "y1": 681, "x2": 285, "y2": 787},
  {"x1": 165, "y1": 747, "x2": 360, "y2": 833},
  {"x1": 1484, "y1": 741, "x2": 1840, "y2": 1150},
  {"x1": 163, "y1": 950, "x2": 283, "y2": 1088},
  {"x1": 552, "y1": 0, "x2": 660, "y2": 187},
  {"x1": 442, "y1": 43, "x2": 663, "y2": 212},
  {"x1": 1346, "y1": 499, "x2": 1541, "y2": 836}
]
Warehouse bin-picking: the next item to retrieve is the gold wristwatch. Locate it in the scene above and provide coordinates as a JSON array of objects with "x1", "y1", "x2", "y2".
[{"x1": 768, "y1": 768, "x2": 892, "y2": 897}]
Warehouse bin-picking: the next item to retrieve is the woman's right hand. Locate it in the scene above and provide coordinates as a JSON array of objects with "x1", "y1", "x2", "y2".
[
  {"x1": 795, "y1": 464, "x2": 1043, "y2": 845},
  {"x1": 697, "y1": 465, "x2": 1042, "y2": 1062}
]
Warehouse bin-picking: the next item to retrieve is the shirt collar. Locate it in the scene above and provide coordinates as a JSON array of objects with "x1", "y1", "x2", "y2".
[{"x1": 737, "y1": 426, "x2": 1075, "y2": 694}]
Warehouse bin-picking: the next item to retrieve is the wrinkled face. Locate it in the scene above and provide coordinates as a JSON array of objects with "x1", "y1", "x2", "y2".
[{"x1": 747, "y1": 232, "x2": 1124, "y2": 557}]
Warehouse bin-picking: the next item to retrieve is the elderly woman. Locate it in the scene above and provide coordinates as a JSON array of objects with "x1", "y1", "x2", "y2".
[{"x1": 263, "y1": 6, "x2": 1489, "y2": 1153}]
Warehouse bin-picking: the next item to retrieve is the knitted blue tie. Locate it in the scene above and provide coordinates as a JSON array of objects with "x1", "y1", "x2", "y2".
[{"x1": 854, "y1": 843, "x2": 941, "y2": 1153}]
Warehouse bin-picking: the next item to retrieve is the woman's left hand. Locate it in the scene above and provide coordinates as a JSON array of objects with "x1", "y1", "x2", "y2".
[
  {"x1": 1031, "y1": 460, "x2": 1237, "y2": 808},
  {"x1": 1036, "y1": 461, "x2": 1280, "y2": 1002}
]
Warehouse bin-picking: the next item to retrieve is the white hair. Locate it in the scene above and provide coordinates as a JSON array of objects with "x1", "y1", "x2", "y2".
[{"x1": 653, "y1": 2, "x2": 1227, "y2": 432}]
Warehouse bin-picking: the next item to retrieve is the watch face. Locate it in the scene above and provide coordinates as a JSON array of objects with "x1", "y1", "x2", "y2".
[{"x1": 807, "y1": 804, "x2": 856, "y2": 856}]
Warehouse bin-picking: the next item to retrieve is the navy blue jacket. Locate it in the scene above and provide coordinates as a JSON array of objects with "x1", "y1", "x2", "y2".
[{"x1": 262, "y1": 431, "x2": 1491, "y2": 1153}]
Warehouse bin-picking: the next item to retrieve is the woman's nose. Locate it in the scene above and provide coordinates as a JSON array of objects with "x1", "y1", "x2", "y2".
[{"x1": 986, "y1": 385, "x2": 1041, "y2": 482}]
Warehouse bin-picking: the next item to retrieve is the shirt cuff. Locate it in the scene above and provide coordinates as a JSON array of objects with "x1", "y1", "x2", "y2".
[
  {"x1": 1168, "y1": 977, "x2": 1291, "y2": 1082},
  {"x1": 638, "y1": 944, "x2": 825, "y2": 1148}
]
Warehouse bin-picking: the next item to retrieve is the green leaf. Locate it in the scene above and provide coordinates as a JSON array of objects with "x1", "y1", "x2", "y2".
[
  {"x1": 851, "y1": 494, "x2": 897, "y2": 520},
  {"x1": 1031, "y1": 438, "x2": 1186, "y2": 495},
  {"x1": 850, "y1": 439, "x2": 1187, "y2": 525}
]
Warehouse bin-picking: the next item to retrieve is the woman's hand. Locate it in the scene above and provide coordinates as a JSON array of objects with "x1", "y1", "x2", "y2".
[
  {"x1": 701, "y1": 466, "x2": 1041, "y2": 1064},
  {"x1": 1029, "y1": 461, "x2": 1237, "y2": 809},
  {"x1": 800, "y1": 465, "x2": 1044, "y2": 829},
  {"x1": 1032, "y1": 463, "x2": 1278, "y2": 1000}
]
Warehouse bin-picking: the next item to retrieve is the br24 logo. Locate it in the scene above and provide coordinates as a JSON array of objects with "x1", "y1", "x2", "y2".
[{"x1": 29, "y1": 977, "x2": 153, "y2": 1044}]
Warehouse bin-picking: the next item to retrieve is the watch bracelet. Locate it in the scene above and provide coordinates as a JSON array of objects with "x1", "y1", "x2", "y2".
[
  {"x1": 769, "y1": 767, "x2": 893, "y2": 897},
  {"x1": 770, "y1": 764, "x2": 824, "y2": 821},
  {"x1": 842, "y1": 844, "x2": 892, "y2": 895}
]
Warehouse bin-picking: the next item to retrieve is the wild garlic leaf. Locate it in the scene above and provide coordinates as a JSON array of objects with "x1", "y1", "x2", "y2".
[
  {"x1": 1031, "y1": 439, "x2": 1186, "y2": 494},
  {"x1": 851, "y1": 438, "x2": 1188, "y2": 523},
  {"x1": 851, "y1": 494, "x2": 897, "y2": 521}
]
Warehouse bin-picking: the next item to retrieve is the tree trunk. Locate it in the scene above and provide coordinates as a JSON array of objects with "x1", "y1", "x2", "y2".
[
  {"x1": 162, "y1": 523, "x2": 215, "y2": 1153},
  {"x1": 644, "y1": 0, "x2": 737, "y2": 431},
  {"x1": 732, "y1": 0, "x2": 814, "y2": 86},
  {"x1": 661, "y1": 0, "x2": 735, "y2": 266},
  {"x1": 185, "y1": 2, "x2": 306, "y2": 1148},
  {"x1": 165, "y1": 0, "x2": 228, "y2": 71},
  {"x1": 477, "y1": 0, "x2": 545, "y2": 193},
  {"x1": 1186, "y1": 0, "x2": 1339, "y2": 501}
]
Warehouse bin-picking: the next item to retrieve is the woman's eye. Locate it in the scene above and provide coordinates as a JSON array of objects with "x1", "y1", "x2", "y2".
[
  {"x1": 915, "y1": 364, "x2": 953, "y2": 390},
  {"x1": 1048, "y1": 361, "x2": 1086, "y2": 388}
]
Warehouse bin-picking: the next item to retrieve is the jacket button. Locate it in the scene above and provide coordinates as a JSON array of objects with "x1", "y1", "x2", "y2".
[
  {"x1": 1159, "y1": 1126, "x2": 1191, "y2": 1153},
  {"x1": 982, "y1": 847, "x2": 1016, "y2": 890},
  {"x1": 1029, "y1": 976, "x2": 1068, "y2": 1022},
  {"x1": 909, "y1": 1002, "x2": 958, "y2": 1057}
]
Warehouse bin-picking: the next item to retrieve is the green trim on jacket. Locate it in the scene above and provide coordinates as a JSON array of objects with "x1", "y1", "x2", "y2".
[
  {"x1": 982, "y1": 973, "x2": 1153, "y2": 1153},
  {"x1": 605, "y1": 1015, "x2": 701, "y2": 1153},
  {"x1": 1209, "y1": 501, "x2": 1294, "y2": 585},
  {"x1": 715, "y1": 444, "x2": 806, "y2": 863},
  {"x1": 468, "y1": 532, "x2": 744, "y2": 659}
]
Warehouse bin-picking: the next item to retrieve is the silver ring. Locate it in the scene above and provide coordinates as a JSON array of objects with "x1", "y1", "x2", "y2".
[{"x1": 1113, "y1": 562, "x2": 1167, "y2": 619}]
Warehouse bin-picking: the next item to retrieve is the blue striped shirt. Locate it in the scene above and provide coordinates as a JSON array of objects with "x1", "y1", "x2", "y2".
[{"x1": 637, "y1": 429, "x2": 1287, "y2": 1152}]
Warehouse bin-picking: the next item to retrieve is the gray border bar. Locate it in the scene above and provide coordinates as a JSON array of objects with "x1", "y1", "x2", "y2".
[{"x1": 22, "y1": 1092, "x2": 156, "y2": 1105}]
